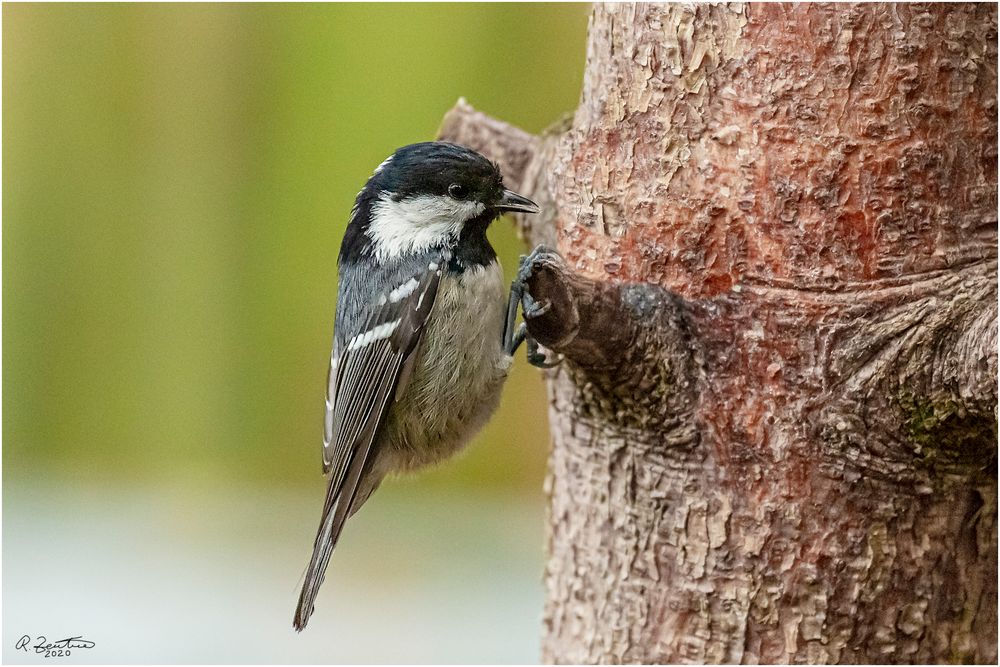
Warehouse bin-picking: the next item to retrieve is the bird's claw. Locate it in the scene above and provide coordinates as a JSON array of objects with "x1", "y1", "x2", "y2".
[
  {"x1": 521, "y1": 292, "x2": 552, "y2": 320},
  {"x1": 527, "y1": 335, "x2": 562, "y2": 369},
  {"x1": 516, "y1": 245, "x2": 555, "y2": 285}
]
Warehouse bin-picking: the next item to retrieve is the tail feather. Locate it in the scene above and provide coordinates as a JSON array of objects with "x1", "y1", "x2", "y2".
[
  {"x1": 295, "y1": 355, "x2": 402, "y2": 631},
  {"x1": 293, "y1": 447, "x2": 371, "y2": 631}
]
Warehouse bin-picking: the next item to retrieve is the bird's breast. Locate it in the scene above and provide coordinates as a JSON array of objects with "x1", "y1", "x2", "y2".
[{"x1": 385, "y1": 259, "x2": 511, "y2": 470}]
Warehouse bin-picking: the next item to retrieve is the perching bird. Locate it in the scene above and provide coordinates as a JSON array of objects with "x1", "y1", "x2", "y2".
[{"x1": 294, "y1": 141, "x2": 541, "y2": 631}]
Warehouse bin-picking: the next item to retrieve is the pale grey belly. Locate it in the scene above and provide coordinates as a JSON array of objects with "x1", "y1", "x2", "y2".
[{"x1": 381, "y1": 262, "x2": 511, "y2": 472}]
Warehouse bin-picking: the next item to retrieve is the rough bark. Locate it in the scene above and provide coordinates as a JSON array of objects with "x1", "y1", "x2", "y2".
[{"x1": 440, "y1": 3, "x2": 997, "y2": 663}]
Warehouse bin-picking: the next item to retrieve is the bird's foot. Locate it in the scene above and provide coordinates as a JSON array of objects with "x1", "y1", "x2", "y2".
[{"x1": 504, "y1": 245, "x2": 564, "y2": 368}]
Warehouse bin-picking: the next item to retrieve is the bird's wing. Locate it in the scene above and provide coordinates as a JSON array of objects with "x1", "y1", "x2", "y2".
[
  {"x1": 294, "y1": 258, "x2": 443, "y2": 631},
  {"x1": 322, "y1": 260, "x2": 441, "y2": 476}
]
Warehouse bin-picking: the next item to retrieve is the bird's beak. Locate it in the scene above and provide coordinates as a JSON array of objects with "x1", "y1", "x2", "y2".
[{"x1": 496, "y1": 189, "x2": 540, "y2": 214}]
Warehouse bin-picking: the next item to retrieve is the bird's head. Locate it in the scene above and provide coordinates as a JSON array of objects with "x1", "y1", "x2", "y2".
[{"x1": 343, "y1": 142, "x2": 539, "y2": 263}]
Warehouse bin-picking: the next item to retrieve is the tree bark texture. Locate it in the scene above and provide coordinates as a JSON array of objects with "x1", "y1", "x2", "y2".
[{"x1": 440, "y1": 3, "x2": 997, "y2": 663}]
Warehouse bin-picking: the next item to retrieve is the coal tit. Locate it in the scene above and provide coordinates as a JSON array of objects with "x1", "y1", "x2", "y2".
[{"x1": 294, "y1": 142, "x2": 540, "y2": 630}]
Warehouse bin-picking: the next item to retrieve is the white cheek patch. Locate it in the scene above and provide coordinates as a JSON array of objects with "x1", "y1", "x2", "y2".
[{"x1": 367, "y1": 193, "x2": 486, "y2": 261}]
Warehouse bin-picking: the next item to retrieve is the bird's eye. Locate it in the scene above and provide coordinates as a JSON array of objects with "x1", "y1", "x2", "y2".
[{"x1": 448, "y1": 183, "x2": 467, "y2": 199}]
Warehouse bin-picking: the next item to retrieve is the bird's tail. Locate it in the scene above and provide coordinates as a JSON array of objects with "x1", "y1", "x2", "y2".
[{"x1": 293, "y1": 449, "x2": 370, "y2": 631}]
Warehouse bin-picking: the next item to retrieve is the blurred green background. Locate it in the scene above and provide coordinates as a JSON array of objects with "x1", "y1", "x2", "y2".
[{"x1": 3, "y1": 3, "x2": 588, "y2": 662}]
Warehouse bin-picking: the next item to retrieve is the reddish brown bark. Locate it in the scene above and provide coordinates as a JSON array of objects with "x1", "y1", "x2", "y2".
[{"x1": 441, "y1": 3, "x2": 997, "y2": 663}]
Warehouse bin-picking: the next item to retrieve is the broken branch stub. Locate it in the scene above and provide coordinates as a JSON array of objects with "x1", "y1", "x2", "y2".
[{"x1": 520, "y1": 247, "x2": 699, "y2": 433}]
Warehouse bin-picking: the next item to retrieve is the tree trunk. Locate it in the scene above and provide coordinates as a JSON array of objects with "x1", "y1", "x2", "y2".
[{"x1": 440, "y1": 3, "x2": 997, "y2": 663}]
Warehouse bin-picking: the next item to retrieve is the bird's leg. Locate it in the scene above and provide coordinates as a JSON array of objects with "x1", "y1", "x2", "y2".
[
  {"x1": 507, "y1": 322, "x2": 527, "y2": 356},
  {"x1": 503, "y1": 274, "x2": 525, "y2": 355}
]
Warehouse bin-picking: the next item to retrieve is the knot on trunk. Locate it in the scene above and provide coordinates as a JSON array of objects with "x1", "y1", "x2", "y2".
[
  {"x1": 817, "y1": 260, "x2": 999, "y2": 488},
  {"x1": 520, "y1": 248, "x2": 700, "y2": 438}
]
